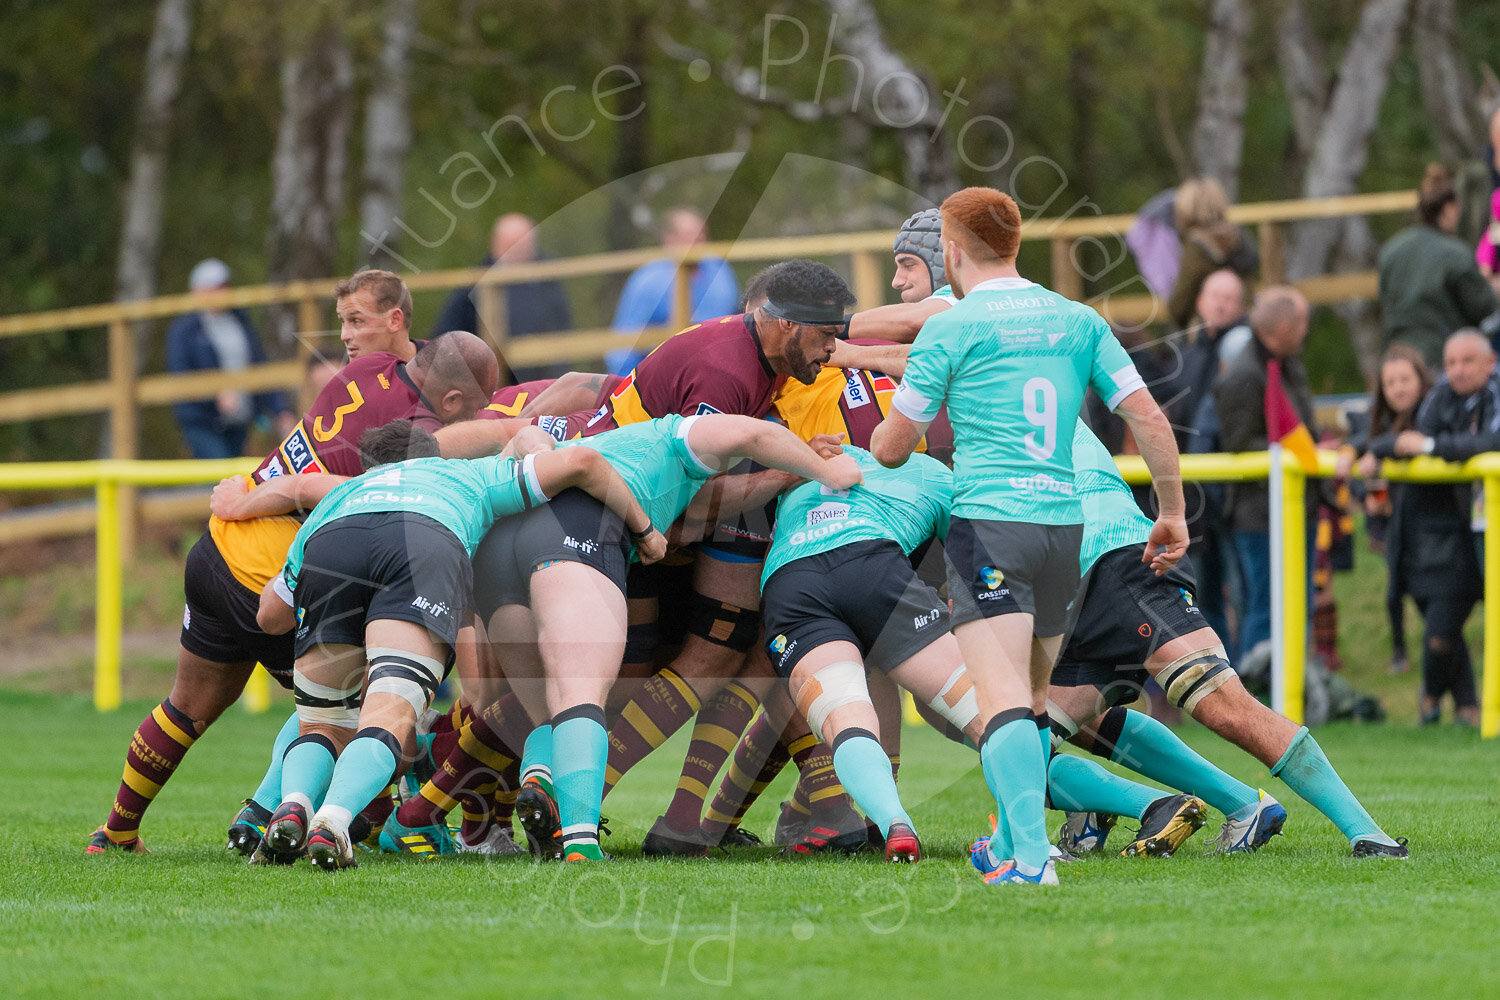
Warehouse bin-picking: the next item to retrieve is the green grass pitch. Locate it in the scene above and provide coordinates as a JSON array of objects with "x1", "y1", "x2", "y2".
[{"x1": 2, "y1": 688, "x2": 1495, "y2": 999}]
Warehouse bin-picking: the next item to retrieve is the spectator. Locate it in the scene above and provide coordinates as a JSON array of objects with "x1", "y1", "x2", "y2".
[
  {"x1": 165, "y1": 258, "x2": 294, "y2": 459},
  {"x1": 1376, "y1": 164, "x2": 1498, "y2": 369},
  {"x1": 1340, "y1": 344, "x2": 1433, "y2": 675},
  {"x1": 606, "y1": 207, "x2": 738, "y2": 374},
  {"x1": 1165, "y1": 177, "x2": 1259, "y2": 331},
  {"x1": 429, "y1": 212, "x2": 573, "y2": 382},
  {"x1": 1213, "y1": 286, "x2": 1318, "y2": 662},
  {"x1": 1370, "y1": 329, "x2": 1500, "y2": 727},
  {"x1": 1159, "y1": 268, "x2": 1251, "y2": 452}
]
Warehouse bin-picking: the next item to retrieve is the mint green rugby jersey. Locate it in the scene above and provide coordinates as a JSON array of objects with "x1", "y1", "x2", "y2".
[
  {"x1": 281, "y1": 452, "x2": 541, "y2": 589},
  {"x1": 559, "y1": 413, "x2": 717, "y2": 537},
  {"x1": 892, "y1": 277, "x2": 1144, "y2": 524},
  {"x1": 761, "y1": 446, "x2": 953, "y2": 586},
  {"x1": 1073, "y1": 421, "x2": 1153, "y2": 573}
]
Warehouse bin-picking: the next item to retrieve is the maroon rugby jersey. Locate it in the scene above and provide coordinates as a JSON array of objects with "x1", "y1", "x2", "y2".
[
  {"x1": 252, "y1": 352, "x2": 439, "y2": 481},
  {"x1": 536, "y1": 314, "x2": 785, "y2": 439}
]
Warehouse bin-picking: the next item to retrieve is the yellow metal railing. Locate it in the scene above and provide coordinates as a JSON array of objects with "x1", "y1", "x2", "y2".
[{"x1": 3, "y1": 445, "x2": 1497, "y2": 737}]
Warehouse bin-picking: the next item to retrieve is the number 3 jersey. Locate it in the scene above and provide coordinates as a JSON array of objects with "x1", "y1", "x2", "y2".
[
  {"x1": 891, "y1": 277, "x2": 1144, "y2": 525},
  {"x1": 210, "y1": 351, "x2": 442, "y2": 592}
]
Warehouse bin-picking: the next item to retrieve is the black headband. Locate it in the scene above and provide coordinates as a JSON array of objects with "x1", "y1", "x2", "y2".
[{"x1": 761, "y1": 297, "x2": 847, "y2": 326}]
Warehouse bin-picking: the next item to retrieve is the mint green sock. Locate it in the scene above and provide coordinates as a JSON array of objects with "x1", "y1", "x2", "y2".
[
  {"x1": 252, "y1": 712, "x2": 302, "y2": 810},
  {"x1": 280, "y1": 734, "x2": 336, "y2": 810},
  {"x1": 1272, "y1": 728, "x2": 1395, "y2": 845},
  {"x1": 1048, "y1": 753, "x2": 1160, "y2": 820},
  {"x1": 553, "y1": 709, "x2": 608, "y2": 854},
  {"x1": 832, "y1": 732, "x2": 912, "y2": 834},
  {"x1": 322, "y1": 734, "x2": 397, "y2": 819},
  {"x1": 979, "y1": 717, "x2": 1050, "y2": 873},
  {"x1": 520, "y1": 723, "x2": 553, "y2": 790},
  {"x1": 1112, "y1": 710, "x2": 1258, "y2": 815}
]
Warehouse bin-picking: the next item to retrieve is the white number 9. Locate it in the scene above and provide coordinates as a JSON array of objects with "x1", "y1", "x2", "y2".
[{"x1": 1022, "y1": 377, "x2": 1057, "y2": 460}]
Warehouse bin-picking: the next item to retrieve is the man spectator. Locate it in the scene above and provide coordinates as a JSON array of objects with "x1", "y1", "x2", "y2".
[
  {"x1": 607, "y1": 207, "x2": 739, "y2": 374},
  {"x1": 1379, "y1": 328, "x2": 1500, "y2": 726},
  {"x1": 1161, "y1": 268, "x2": 1250, "y2": 451},
  {"x1": 1214, "y1": 286, "x2": 1318, "y2": 662},
  {"x1": 166, "y1": 259, "x2": 295, "y2": 458},
  {"x1": 429, "y1": 213, "x2": 573, "y2": 381}
]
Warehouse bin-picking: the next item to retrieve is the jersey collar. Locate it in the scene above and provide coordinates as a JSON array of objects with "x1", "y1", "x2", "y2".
[
  {"x1": 742, "y1": 313, "x2": 777, "y2": 380},
  {"x1": 967, "y1": 277, "x2": 1036, "y2": 293},
  {"x1": 395, "y1": 362, "x2": 441, "y2": 420}
]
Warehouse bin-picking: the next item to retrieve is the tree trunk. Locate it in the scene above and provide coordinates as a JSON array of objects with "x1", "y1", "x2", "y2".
[
  {"x1": 1273, "y1": 0, "x2": 1330, "y2": 172},
  {"x1": 114, "y1": 0, "x2": 193, "y2": 317},
  {"x1": 821, "y1": 0, "x2": 960, "y2": 205},
  {"x1": 267, "y1": 17, "x2": 354, "y2": 345},
  {"x1": 359, "y1": 0, "x2": 417, "y2": 271},
  {"x1": 606, "y1": 8, "x2": 651, "y2": 254},
  {"x1": 1190, "y1": 0, "x2": 1252, "y2": 199},
  {"x1": 1283, "y1": 0, "x2": 1411, "y2": 283},
  {"x1": 1413, "y1": 0, "x2": 1491, "y2": 242}
]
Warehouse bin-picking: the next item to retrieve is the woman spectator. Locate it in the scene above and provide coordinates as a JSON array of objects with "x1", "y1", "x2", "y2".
[
  {"x1": 1377, "y1": 164, "x2": 1498, "y2": 370},
  {"x1": 1166, "y1": 177, "x2": 1259, "y2": 331},
  {"x1": 1339, "y1": 345, "x2": 1433, "y2": 676}
]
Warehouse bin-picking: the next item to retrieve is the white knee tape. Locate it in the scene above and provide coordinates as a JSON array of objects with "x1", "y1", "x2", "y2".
[
  {"x1": 796, "y1": 660, "x2": 870, "y2": 739},
  {"x1": 928, "y1": 664, "x2": 980, "y2": 733},
  {"x1": 366, "y1": 647, "x2": 445, "y2": 716},
  {"x1": 1043, "y1": 698, "x2": 1080, "y2": 751},
  {"x1": 1158, "y1": 644, "x2": 1234, "y2": 713},
  {"x1": 293, "y1": 674, "x2": 361, "y2": 728}
]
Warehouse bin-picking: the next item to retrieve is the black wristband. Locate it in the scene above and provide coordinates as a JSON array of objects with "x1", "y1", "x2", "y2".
[{"x1": 629, "y1": 524, "x2": 655, "y2": 541}]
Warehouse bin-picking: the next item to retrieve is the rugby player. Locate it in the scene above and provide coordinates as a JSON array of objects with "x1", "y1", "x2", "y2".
[
  {"x1": 85, "y1": 285, "x2": 497, "y2": 854},
  {"x1": 872, "y1": 187, "x2": 1188, "y2": 886},
  {"x1": 1046, "y1": 421, "x2": 1409, "y2": 859},
  {"x1": 253, "y1": 418, "x2": 660, "y2": 870}
]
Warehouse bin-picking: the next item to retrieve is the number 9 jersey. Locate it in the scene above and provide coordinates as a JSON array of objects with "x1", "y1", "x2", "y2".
[{"x1": 890, "y1": 277, "x2": 1143, "y2": 525}]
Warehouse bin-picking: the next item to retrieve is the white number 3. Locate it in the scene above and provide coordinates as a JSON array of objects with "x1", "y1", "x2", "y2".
[{"x1": 1022, "y1": 377, "x2": 1057, "y2": 460}]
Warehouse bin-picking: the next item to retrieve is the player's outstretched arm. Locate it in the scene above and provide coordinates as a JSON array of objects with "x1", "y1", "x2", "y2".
[
  {"x1": 870, "y1": 409, "x2": 927, "y2": 468},
  {"x1": 1114, "y1": 387, "x2": 1188, "y2": 574},
  {"x1": 434, "y1": 417, "x2": 532, "y2": 459},
  {"x1": 846, "y1": 298, "x2": 949, "y2": 344},
  {"x1": 520, "y1": 371, "x2": 608, "y2": 418},
  {"x1": 211, "y1": 473, "x2": 347, "y2": 521},
  {"x1": 827, "y1": 340, "x2": 911, "y2": 377},
  {"x1": 530, "y1": 449, "x2": 665, "y2": 563},
  {"x1": 687, "y1": 414, "x2": 862, "y2": 491}
]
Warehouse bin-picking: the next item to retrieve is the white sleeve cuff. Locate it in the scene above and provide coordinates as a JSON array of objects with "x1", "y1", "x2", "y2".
[
  {"x1": 521, "y1": 452, "x2": 548, "y2": 506},
  {"x1": 271, "y1": 573, "x2": 295, "y2": 609},
  {"x1": 1104, "y1": 364, "x2": 1147, "y2": 410},
  {"x1": 676, "y1": 415, "x2": 719, "y2": 474},
  {"x1": 891, "y1": 382, "x2": 940, "y2": 423}
]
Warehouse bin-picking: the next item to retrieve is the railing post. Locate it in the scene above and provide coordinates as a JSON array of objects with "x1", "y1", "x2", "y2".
[
  {"x1": 1484, "y1": 472, "x2": 1500, "y2": 739},
  {"x1": 476, "y1": 279, "x2": 511, "y2": 377},
  {"x1": 106, "y1": 318, "x2": 138, "y2": 563},
  {"x1": 1051, "y1": 237, "x2": 1082, "y2": 301},
  {"x1": 1269, "y1": 445, "x2": 1306, "y2": 724},
  {"x1": 670, "y1": 262, "x2": 691, "y2": 332},
  {"x1": 851, "y1": 249, "x2": 885, "y2": 311},
  {"x1": 1259, "y1": 221, "x2": 1286, "y2": 285},
  {"x1": 94, "y1": 476, "x2": 123, "y2": 712}
]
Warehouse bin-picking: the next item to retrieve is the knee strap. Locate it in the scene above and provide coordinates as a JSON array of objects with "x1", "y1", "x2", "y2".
[
  {"x1": 686, "y1": 592, "x2": 761, "y2": 652},
  {"x1": 624, "y1": 619, "x2": 661, "y2": 664},
  {"x1": 1158, "y1": 644, "x2": 1234, "y2": 713},
  {"x1": 927, "y1": 664, "x2": 979, "y2": 734},
  {"x1": 794, "y1": 660, "x2": 871, "y2": 739},
  {"x1": 366, "y1": 647, "x2": 446, "y2": 716},
  {"x1": 293, "y1": 674, "x2": 362, "y2": 728}
]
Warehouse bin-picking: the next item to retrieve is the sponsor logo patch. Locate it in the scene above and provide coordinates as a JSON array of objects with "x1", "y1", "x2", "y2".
[
  {"x1": 412, "y1": 596, "x2": 452, "y2": 618},
  {"x1": 1008, "y1": 472, "x2": 1074, "y2": 496},
  {"x1": 770, "y1": 634, "x2": 788, "y2": 655},
  {"x1": 280, "y1": 427, "x2": 327, "y2": 475},
  {"x1": 842, "y1": 372, "x2": 870, "y2": 409},
  {"x1": 980, "y1": 566, "x2": 1004, "y2": 590},
  {"x1": 182, "y1": 606, "x2": 191, "y2": 630},
  {"x1": 694, "y1": 402, "x2": 723, "y2": 416},
  {"x1": 563, "y1": 535, "x2": 599, "y2": 555},
  {"x1": 805, "y1": 502, "x2": 850, "y2": 527},
  {"x1": 1138, "y1": 623, "x2": 1152, "y2": 637},
  {"x1": 913, "y1": 607, "x2": 943, "y2": 630},
  {"x1": 538, "y1": 415, "x2": 568, "y2": 441}
]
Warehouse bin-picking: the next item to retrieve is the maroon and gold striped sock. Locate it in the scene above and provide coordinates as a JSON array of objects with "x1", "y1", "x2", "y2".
[
  {"x1": 662, "y1": 681, "x2": 759, "y2": 833},
  {"x1": 700, "y1": 710, "x2": 791, "y2": 841},
  {"x1": 397, "y1": 713, "x2": 517, "y2": 829},
  {"x1": 603, "y1": 668, "x2": 702, "y2": 795},
  {"x1": 788, "y1": 734, "x2": 848, "y2": 819},
  {"x1": 103, "y1": 699, "x2": 200, "y2": 844}
]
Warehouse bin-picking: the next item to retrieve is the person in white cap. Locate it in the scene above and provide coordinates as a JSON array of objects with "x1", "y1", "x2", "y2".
[{"x1": 165, "y1": 258, "x2": 295, "y2": 458}]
